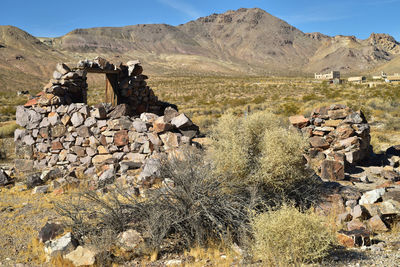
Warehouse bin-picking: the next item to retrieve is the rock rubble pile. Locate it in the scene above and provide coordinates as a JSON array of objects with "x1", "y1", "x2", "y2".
[{"x1": 290, "y1": 104, "x2": 372, "y2": 180}]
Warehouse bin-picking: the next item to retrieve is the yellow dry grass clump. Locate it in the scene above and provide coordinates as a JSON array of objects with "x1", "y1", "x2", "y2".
[
  {"x1": 251, "y1": 204, "x2": 335, "y2": 266},
  {"x1": 210, "y1": 111, "x2": 310, "y2": 191}
]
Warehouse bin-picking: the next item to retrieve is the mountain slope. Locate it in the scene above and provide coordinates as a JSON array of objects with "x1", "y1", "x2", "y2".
[
  {"x1": 0, "y1": 26, "x2": 68, "y2": 91},
  {"x1": 1, "y1": 8, "x2": 399, "y2": 83}
]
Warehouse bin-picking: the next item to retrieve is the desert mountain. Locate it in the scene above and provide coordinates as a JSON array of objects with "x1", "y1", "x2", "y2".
[
  {"x1": 0, "y1": 8, "x2": 399, "y2": 87},
  {"x1": 0, "y1": 26, "x2": 68, "y2": 91}
]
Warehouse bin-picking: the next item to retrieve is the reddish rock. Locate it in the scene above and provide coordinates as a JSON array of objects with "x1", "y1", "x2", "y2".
[
  {"x1": 321, "y1": 160, "x2": 345, "y2": 180},
  {"x1": 289, "y1": 115, "x2": 310, "y2": 129},
  {"x1": 99, "y1": 135, "x2": 107, "y2": 146},
  {"x1": 51, "y1": 141, "x2": 63, "y2": 150},
  {"x1": 337, "y1": 229, "x2": 372, "y2": 247},
  {"x1": 335, "y1": 125, "x2": 355, "y2": 139},
  {"x1": 309, "y1": 136, "x2": 330, "y2": 149},
  {"x1": 114, "y1": 130, "x2": 129, "y2": 146},
  {"x1": 337, "y1": 233, "x2": 355, "y2": 248},
  {"x1": 24, "y1": 98, "x2": 38, "y2": 107},
  {"x1": 71, "y1": 146, "x2": 86, "y2": 157},
  {"x1": 152, "y1": 117, "x2": 173, "y2": 133},
  {"x1": 347, "y1": 219, "x2": 366, "y2": 231}
]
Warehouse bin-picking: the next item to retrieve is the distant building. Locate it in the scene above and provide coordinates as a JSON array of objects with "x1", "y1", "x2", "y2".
[
  {"x1": 315, "y1": 71, "x2": 340, "y2": 80},
  {"x1": 372, "y1": 71, "x2": 387, "y2": 80},
  {"x1": 386, "y1": 74, "x2": 400, "y2": 83},
  {"x1": 348, "y1": 76, "x2": 366, "y2": 84}
]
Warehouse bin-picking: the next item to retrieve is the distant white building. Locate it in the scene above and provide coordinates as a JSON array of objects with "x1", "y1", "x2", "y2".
[
  {"x1": 348, "y1": 76, "x2": 366, "y2": 84},
  {"x1": 372, "y1": 71, "x2": 387, "y2": 80},
  {"x1": 386, "y1": 74, "x2": 400, "y2": 83},
  {"x1": 315, "y1": 71, "x2": 340, "y2": 80}
]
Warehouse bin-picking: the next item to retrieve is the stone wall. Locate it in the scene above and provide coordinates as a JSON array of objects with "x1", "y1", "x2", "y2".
[
  {"x1": 290, "y1": 104, "x2": 372, "y2": 180},
  {"x1": 15, "y1": 103, "x2": 199, "y2": 187},
  {"x1": 25, "y1": 57, "x2": 167, "y2": 116},
  {"x1": 15, "y1": 58, "x2": 199, "y2": 188}
]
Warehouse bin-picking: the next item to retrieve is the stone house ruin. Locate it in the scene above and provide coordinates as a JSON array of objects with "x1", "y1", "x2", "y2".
[
  {"x1": 14, "y1": 57, "x2": 199, "y2": 189},
  {"x1": 348, "y1": 76, "x2": 366, "y2": 84},
  {"x1": 24, "y1": 57, "x2": 169, "y2": 115},
  {"x1": 315, "y1": 71, "x2": 340, "y2": 80}
]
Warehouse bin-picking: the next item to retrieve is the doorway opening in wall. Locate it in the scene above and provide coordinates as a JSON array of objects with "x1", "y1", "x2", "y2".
[
  {"x1": 86, "y1": 73, "x2": 106, "y2": 106},
  {"x1": 85, "y1": 70, "x2": 119, "y2": 107}
]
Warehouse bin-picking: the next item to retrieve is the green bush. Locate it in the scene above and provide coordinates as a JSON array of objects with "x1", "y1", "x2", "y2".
[
  {"x1": 210, "y1": 111, "x2": 311, "y2": 192},
  {"x1": 251, "y1": 205, "x2": 334, "y2": 266}
]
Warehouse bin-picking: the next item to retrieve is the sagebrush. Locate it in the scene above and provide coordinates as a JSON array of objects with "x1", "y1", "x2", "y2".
[
  {"x1": 210, "y1": 111, "x2": 313, "y2": 193},
  {"x1": 251, "y1": 204, "x2": 334, "y2": 266}
]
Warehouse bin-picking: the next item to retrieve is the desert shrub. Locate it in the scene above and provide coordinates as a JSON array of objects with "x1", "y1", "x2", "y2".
[
  {"x1": 251, "y1": 205, "x2": 334, "y2": 266},
  {"x1": 57, "y1": 148, "x2": 255, "y2": 256},
  {"x1": 0, "y1": 122, "x2": 18, "y2": 138},
  {"x1": 210, "y1": 111, "x2": 313, "y2": 194}
]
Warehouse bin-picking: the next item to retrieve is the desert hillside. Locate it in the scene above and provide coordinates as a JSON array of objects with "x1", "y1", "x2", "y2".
[{"x1": 0, "y1": 8, "x2": 400, "y2": 90}]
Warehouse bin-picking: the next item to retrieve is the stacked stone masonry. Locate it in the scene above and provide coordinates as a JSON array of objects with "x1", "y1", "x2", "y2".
[
  {"x1": 15, "y1": 103, "x2": 199, "y2": 186},
  {"x1": 25, "y1": 57, "x2": 167, "y2": 116},
  {"x1": 290, "y1": 104, "x2": 372, "y2": 180},
  {"x1": 15, "y1": 58, "x2": 199, "y2": 188}
]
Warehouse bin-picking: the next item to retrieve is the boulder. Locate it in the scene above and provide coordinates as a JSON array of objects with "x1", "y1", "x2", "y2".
[
  {"x1": 26, "y1": 173, "x2": 43, "y2": 189},
  {"x1": 351, "y1": 205, "x2": 371, "y2": 220},
  {"x1": 289, "y1": 115, "x2": 310, "y2": 128},
  {"x1": 44, "y1": 232, "x2": 77, "y2": 258},
  {"x1": 367, "y1": 215, "x2": 389, "y2": 232},
  {"x1": 71, "y1": 112, "x2": 84, "y2": 127},
  {"x1": 138, "y1": 158, "x2": 161, "y2": 183},
  {"x1": 109, "y1": 104, "x2": 130, "y2": 119},
  {"x1": 132, "y1": 120, "x2": 147, "y2": 133},
  {"x1": 163, "y1": 107, "x2": 179, "y2": 122},
  {"x1": 171, "y1": 113, "x2": 193, "y2": 129},
  {"x1": 114, "y1": 130, "x2": 129, "y2": 146},
  {"x1": 117, "y1": 229, "x2": 144, "y2": 251},
  {"x1": 359, "y1": 188, "x2": 386, "y2": 205},
  {"x1": 309, "y1": 136, "x2": 330, "y2": 149},
  {"x1": 0, "y1": 169, "x2": 11, "y2": 186},
  {"x1": 56, "y1": 63, "x2": 71, "y2": 75},
  {"x1": 320, "y1": 160, "x2": 345, "y2": 180},
  {"x1": 38, "y1": 222, "x2": 64, "y2": 243},
  {"x1": 65, "y1": 246, "x2": 98, "y2": 267},
  {"x1": 32, "y1": 185, "x2": 49, "y2": 194},
  {"x1": 160, "y1": 132, "x2": 180, "y2": 150}
]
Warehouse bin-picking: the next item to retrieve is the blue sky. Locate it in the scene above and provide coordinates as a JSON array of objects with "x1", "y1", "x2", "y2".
[{"x1": 0, "y1": 0, "x2": 398, "y2": 40}]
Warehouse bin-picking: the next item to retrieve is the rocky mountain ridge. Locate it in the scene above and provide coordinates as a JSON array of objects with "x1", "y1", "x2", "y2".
[{"x1": 0, "y1": 8, "x2": 399, "y2": 85}]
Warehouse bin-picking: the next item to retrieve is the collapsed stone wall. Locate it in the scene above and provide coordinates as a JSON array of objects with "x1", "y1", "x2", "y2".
[
  {"x1": 15, "y1": 103, "x2": 199, "y2": 188},
  {"x1": 290, "y1": 104, "x2": 372, "y2": 180},
  {"x1": 25, "y1": 57, "x2": 166, "y2": 116}
]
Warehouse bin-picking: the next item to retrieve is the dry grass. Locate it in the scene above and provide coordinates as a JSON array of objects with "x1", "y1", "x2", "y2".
[
  {"x1": 0, "y1": 181, "x2": 88, "y2": 265},
  {"x1": 210, "y1": 111, "x2": 312, "y2": 192},
  {"x1": 251, "y1": 204, "x2": 335, "y2": 266}
]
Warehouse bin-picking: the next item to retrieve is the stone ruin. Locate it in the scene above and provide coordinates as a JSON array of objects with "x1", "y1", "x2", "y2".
[
  {"x1": 290, "y1": 104, "x2": 372, "y2": 180},
  {"x1": 25, "y1": 57, "x2": 166, "y2": 115},
  {"x1": 14, "y1": 57, "x2": 199, "y2": 190}
]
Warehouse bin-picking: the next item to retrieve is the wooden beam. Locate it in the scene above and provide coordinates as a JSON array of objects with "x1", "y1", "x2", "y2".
[{"x1": 105, "y1": 73, "x2": 119, "y2": 106}]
